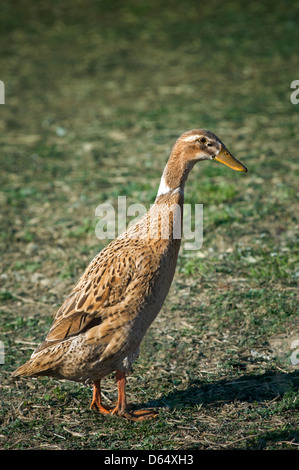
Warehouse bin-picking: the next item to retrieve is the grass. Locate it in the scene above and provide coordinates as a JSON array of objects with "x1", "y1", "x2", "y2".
[{"x1": 0, "y1": 0, "x2": 298, "y2": 450}]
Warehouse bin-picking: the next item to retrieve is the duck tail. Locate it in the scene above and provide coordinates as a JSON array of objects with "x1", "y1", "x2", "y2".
[
  {"x1": 11, "y1": 360, "x2": 36, "y2": 378},
  {"x1": 11, "y1": 352, "x2": 57, "y2": 378}
]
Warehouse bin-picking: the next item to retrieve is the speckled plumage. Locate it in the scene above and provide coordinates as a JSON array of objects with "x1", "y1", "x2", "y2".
[{"x1": 12, "y1": 129, "x2": 247, "y2": 420}]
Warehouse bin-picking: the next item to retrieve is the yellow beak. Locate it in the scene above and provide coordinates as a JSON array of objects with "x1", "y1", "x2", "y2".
[{"x1": 214, "y1": 146, "x2": 247, "y2": 172}]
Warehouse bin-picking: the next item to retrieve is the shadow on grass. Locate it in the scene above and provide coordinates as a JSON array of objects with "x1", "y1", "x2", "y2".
[{"x1": 144, "y1": 370, "x2": 299, "y2": 410}]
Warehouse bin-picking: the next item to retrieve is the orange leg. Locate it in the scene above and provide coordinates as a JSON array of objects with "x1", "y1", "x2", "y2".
[
  {"x1": 90, "y1": 379, "x2": 113, "y2": 414},
  {"x1": 111, "y1": 370, "x2": 159, "y2": 422},
  {"x1": 111, "y1": 370, "x2": 128, "y2": 416}
]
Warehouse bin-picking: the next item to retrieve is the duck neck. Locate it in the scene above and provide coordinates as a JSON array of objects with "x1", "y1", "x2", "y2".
[{"x1": 156, "y1": 147, "x2": 195, "y2": 201}]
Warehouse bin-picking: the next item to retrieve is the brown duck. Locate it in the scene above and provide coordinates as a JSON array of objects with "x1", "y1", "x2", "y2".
[{"x1": 12, "y1": 129, "x2": 247, "y2": 421}]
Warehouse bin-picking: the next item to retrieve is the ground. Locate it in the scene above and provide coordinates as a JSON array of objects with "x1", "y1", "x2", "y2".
[{"x1": 0, "y1": 0, "x2": 298, "y2": 450}]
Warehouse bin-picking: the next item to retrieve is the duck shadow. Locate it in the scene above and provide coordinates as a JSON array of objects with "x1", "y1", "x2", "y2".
[{"x1": 141, "y1": 370, "x2": 299, "y2": 411}]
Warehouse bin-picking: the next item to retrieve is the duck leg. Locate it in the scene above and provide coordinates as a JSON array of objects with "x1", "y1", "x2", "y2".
[
  {"x1": 112, "y1": 370, "x2": 158, "y2": 421},
  {"x1": 90, "y1": 379, "x2": 113, "y2": 414}
]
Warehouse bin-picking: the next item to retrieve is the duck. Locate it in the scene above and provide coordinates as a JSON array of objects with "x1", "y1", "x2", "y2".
[{"x1": 12, "y1": 129, "x2": 247, "y2": 421}]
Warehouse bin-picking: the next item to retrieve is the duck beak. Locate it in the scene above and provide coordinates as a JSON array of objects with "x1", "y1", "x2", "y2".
[{"x1": 214, "y1": 146, "x2": 247, "y2": 172}]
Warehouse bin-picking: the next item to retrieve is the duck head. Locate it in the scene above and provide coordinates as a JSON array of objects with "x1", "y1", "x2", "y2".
[
  {"x1": 157, "y1": 129, "x2": 247, "y2": 198},
  {"x1": 175, "y1": 129, "x2": 247, "y2": 172}
]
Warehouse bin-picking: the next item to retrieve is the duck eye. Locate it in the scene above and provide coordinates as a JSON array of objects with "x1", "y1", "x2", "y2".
[{"x1": 199, "y1": 137, "x2": 206, "y2": 143}]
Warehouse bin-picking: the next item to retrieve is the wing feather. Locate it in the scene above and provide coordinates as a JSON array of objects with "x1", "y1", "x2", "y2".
[{"x1": 34, "y1": 240, "x2": 151, "y2": 353}]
